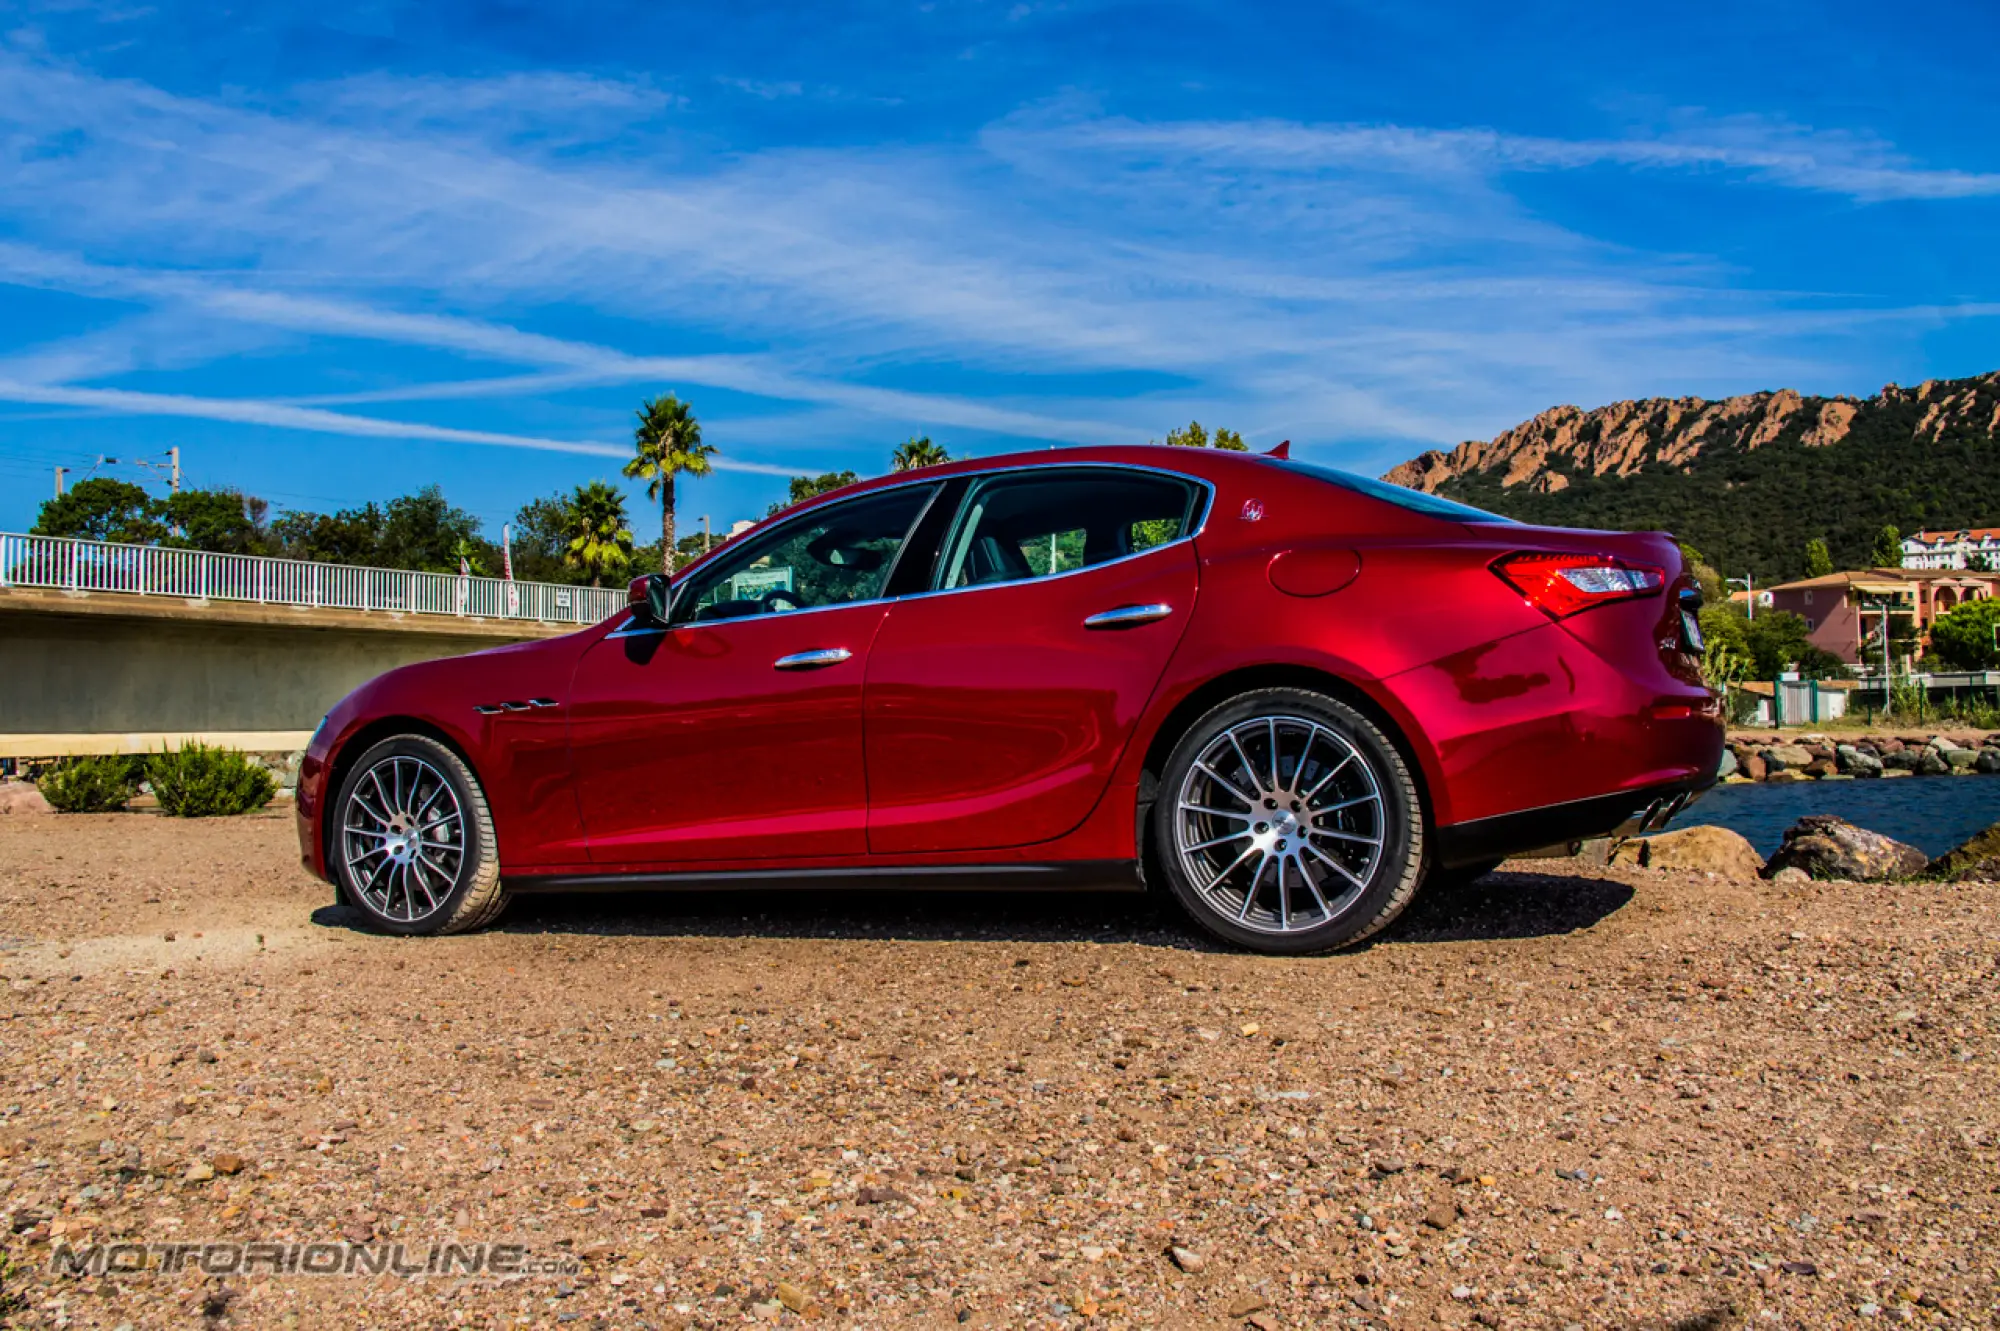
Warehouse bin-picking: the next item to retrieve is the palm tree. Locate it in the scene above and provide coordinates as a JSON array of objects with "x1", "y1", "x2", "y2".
[
  {"x1": 562, "y1": 481, "x2": 636, "y2": 587},
  {"x1": 624, "y1": 394, "x2": 716, "y2": 573},
  {"x1": 890, "y1": 435, "x2": 950, "y2": 471}
]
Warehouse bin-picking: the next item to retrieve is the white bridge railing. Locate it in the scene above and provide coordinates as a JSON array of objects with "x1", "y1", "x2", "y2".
[{"x1": 0, "y1": 531, "x2": 626, "y2": 625}]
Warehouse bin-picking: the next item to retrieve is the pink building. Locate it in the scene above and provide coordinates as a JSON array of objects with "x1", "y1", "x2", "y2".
[{"x1": 1766, "y1": 568, "x2": 1998, "y2": 664}]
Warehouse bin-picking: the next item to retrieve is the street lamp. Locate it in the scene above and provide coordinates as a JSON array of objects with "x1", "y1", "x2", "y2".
[{"x1": 1726, "y1": 574, "x2": 1757, "y2": 620}]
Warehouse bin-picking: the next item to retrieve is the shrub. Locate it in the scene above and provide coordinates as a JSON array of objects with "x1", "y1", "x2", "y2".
[
  {"x1": 147, "y1": 743, "x2": 276, "y2": 817},
  {"x1": 36, "y1": 755, "x2": 140, "y2": 812}
]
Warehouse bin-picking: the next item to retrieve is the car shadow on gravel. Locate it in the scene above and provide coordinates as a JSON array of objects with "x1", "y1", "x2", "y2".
[{"x1": 311, "y1": 867, "x2": 1633, "y2": 951}]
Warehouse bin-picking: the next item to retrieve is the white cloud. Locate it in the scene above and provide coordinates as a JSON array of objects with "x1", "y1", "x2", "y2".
[{"x1": 0, "y1": 46, "x2": 1994, "y2": 479}]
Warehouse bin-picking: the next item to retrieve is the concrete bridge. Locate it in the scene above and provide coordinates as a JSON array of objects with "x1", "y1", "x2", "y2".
[{"x1": 0, "y1": 533, "x2": 621, "y2": 760}]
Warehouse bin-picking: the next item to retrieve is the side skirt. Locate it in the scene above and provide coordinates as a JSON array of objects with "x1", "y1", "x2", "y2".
[{"x1": 504, "y1": 860, "x2": 1147, "y2": 895}]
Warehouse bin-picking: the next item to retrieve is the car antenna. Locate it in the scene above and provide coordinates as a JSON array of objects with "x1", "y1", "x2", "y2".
[{"x1": 1265, "y1": 439, "x2": 1291, "y2": 458}]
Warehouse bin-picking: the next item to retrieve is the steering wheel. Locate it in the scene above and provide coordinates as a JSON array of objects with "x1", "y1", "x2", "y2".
[{"x1": 759, "y1": 590, "x2": 805, "y2": 614}]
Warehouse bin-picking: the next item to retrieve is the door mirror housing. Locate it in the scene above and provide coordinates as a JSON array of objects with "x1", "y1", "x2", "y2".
[{"x1": 627, "y1": 572, "x2": 672, "y2": 626}]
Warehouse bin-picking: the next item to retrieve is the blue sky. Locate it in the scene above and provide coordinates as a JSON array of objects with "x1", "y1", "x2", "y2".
[{"x1": 1, "y1": 0, "x2": 1997, "y2": 540}]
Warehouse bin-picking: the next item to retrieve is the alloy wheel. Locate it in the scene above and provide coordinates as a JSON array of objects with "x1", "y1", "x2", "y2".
[
  {"x1": 1171, "y1": 713, "x2": 1384, "y2": 935},
  {"x1": 340, "y1": 754, "x2": 466, "y2": 924}
]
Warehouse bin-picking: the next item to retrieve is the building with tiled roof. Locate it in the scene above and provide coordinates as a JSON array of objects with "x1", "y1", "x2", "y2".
[
  {"x1": 1902, "y1": 527, "x2": 2000, "y2": 571},
  {"x1": 1767, "y1": 567, "x2": 1998, "y2": 665}
]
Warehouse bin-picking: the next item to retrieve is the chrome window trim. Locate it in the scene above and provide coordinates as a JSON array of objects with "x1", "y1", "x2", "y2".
[{"x1": 594, "y1": 460, "x2": 1216, "y2": 639}]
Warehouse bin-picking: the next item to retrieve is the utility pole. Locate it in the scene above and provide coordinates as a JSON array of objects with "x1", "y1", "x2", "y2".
[
  {"x1": 169, "y1": 446, "x2": 181, "y2": 493},
  {"x1": 54, "y1": 466, "x2": 66, "y2": 497},
  {"x1": 701, "y1": 514, "x2": 711, "y2": 554}
]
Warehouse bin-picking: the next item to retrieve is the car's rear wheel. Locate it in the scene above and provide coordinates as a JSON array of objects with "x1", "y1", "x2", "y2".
[
  {"x1": 331, "y1": 735, "x2": 507, "y2": 935},
  {"x1": 1152, "y1": 688, "x2": 1425, "y2": 954}
]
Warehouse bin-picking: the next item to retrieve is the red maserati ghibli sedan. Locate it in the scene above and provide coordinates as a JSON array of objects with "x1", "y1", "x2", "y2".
[{"x1": 295, "y1": 444, "x2": 1721, "y2": 954}]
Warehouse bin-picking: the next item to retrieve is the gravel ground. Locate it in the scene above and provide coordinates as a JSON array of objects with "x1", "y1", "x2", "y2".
[{"x1": 0, "y1": 813, "x2": 1995, "y2": 1329}]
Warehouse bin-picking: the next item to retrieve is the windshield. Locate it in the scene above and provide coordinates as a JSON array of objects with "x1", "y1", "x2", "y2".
[{"x1": 1267, "y1": 458, "x2": 1516, "y2": 524}]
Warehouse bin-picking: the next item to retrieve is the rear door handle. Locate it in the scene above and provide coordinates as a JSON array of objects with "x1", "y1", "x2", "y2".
[
  {"x1": 1083, "y1": 603, "x2": 1174, "y2": 629},
  {"x1": 773, "y1": 648, "x2": 853, "y2": 670}
]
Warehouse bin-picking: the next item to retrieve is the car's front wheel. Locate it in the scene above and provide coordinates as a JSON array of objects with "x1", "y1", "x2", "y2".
[
  {"x1": 331, "y1": 735, "x2": 508, "y2": 935},
  {"x1": 1152, "y1": 688, "x2": 1425, "y2": 954}
]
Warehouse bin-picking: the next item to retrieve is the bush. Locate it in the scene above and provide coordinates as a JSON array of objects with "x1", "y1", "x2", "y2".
[
  {"x1": 147, "y1": 743, "x2": 276, "y2": 817},
  {"x1": 36, "y1": 755, "x2": 140, "y2": 812}
]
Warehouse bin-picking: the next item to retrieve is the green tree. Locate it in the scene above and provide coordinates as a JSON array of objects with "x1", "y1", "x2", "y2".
[
  {"x1": 378, "y1": 487, "x2": 483, "y2": 573},
  {"x1": 1928, "y1": 598, "x2": 2000, "y2": 670},
  {"x1": 1869, "y1": 524, "x2": 1903, "y2": 568},
  {"x1": 1160, "y1": 421, "x2": 1248, "y2": 451},
  {"x1": 625, "y1": 394, "x2": 715, "y2": 574},
  {"x1": 161, "y1": 488, "x2": 270, "y2": 555},
  {"x1": 563, "y1": 481, "x2": 636, "y2": 587},
  {"x1": 270, "y1": 503, "x2": 387, "y2": 566},
  {"x1": 504, "y1": 494, "x2": 584, "y2": 584},
  {"x1": 30, "y1": 478, "x2": 165, "y2": 543},
  {"x1": 890, "y1": 436, "x2": 950, "y2": 471},
  {"x1": 1742, "y1": 610, "x2": 1813, "y2": 679},
  {"x1": 1677, "y1": 542, "x2": 1727, "y2": 608},
  {"x1": 768, "y1": 470, "x2": 861, "y2": 518},
  {"x1": 1804, "y1": 537, "x2": 1834, "y2": 578}
]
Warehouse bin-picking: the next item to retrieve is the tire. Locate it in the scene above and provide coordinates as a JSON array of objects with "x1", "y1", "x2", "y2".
[
  {"x1": 1425, "y1": 856, "x2": 1506, "y2": 894},
  {"x1": 329, "y1": 735, "x2": 508, "y2": 935},
  {"x1": 1151, "y1": 688, "x2": 1425, "y2": 954}
]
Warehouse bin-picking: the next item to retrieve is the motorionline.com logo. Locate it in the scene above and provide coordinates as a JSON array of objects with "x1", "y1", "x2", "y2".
[{"x1": 50, "y1": 1241, "x2": 581, "y2": 1278}]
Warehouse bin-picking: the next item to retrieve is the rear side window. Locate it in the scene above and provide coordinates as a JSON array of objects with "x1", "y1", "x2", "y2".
[
  {"x1": 937, "y1": 469, "x2": 1203, "y2": 590},
  {"x1": 1268, "y1": 458, "x2": 1516, "y2": 524}
]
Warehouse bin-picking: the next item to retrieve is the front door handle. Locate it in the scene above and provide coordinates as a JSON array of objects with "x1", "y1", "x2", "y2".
[
  {"x1": 774, "y1": 648, "x2": 853, "y2": 670},
  {"x1": 1083, "y1": 603, "x2": 1174, "y2": 629}
]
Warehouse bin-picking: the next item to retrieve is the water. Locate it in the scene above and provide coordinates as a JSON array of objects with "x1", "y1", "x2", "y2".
[{"x1": 1689, "y1": 777, "x2": 2000, "y2": 858}]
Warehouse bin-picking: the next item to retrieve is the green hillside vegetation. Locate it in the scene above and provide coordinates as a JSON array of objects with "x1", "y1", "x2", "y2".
[{"x1": 1431, "y1": 375, "x2": 2000, "y2": 582}]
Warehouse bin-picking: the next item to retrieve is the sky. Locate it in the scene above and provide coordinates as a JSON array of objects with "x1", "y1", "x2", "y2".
[{"x1": 1, "y1": 0, "x2": 1997, "y2": 541}]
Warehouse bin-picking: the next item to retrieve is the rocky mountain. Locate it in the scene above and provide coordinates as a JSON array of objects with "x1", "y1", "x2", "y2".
[{"x1": 1383, "y1": 372, "x2": 2000, "y2": 580}]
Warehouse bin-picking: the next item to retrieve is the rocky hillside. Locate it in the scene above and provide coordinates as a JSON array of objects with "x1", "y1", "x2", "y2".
[{"x1": 1384, "y1": 372, "x2": 2000, "y2": 578}]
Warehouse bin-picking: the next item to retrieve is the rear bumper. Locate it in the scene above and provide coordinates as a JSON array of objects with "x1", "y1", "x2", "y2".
[{"x1": 1433, "y1": 777, "x2": 1712, "y2": 868}]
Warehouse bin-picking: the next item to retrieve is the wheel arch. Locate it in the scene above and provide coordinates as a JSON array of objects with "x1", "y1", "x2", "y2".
[
  {"x1": 1134, "y1": 664, "x2": 1443, "y2": 840},
  {"x1": 320, "y1": 716, "x2": 484, "y2": 872}
]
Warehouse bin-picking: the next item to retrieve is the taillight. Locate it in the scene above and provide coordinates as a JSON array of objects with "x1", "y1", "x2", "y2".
[{"x1": 1492, "y1": 551, "x2": 1665, "y2": 619}]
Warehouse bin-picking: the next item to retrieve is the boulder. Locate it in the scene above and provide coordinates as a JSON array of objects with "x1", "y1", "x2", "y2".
[
  {"x1": 1621, "y1": 825, "x2": 1765, "y2": 880},
  {"x1": 1739, "y1": 751, "x2": 1768, "y2": 781},
  {"x1": 1805, "y1": 759, "x2": 1838, "y2": 778},
  {"x1": 1763, "y1": 816, "x2": 1927, "y2": 882},
  {"x1": 1877, "y1": 738, "x2": 1904, "y2": 754},
  {"x1": 1763, "y1": 744, "x2": 1815, "y2": 772},
  {"x1": 1917, "y1": 750, "x2": 1951, "y2": 776},
  {"x1": 1978, "y1": 748, "x2": 2000, "y2": 775},
  {"x1": 1836, "y1": 744, "x2": 1884, "y2": 778},
  {"x1": 1882, "y1": 749, "x2": 1921, "y2": 771},
  {"x1": 1803, "y1": 744, "x2": 1836, "y2": 762},
  {"x1": 1765, "y1": 768, "x2": 1813, "y2": 783},
  {"x1": 1716, "y1": 749, "x2": 1738, "y2": 780},
  {"x1": 1944, "y1": 748, "x2": 1980, "y2": 771},
  {"x1": 1929, "y1": 735, "x2": 1964, "y2": 752},
  {"x1": 1929, "y1": 821, "x2": 2000, "y2": 881},
  {"x1": 0, "y1": 782, "x2": 54, "y2": 815}
]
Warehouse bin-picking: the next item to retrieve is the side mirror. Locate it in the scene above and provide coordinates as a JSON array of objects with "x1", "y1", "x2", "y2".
[{"x1": 627, "y1": 572, "x2": 672, "y2": 626}]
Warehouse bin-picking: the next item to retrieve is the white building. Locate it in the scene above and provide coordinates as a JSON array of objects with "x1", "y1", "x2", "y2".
[{"x1": 1902, "y1": 527, "x2": 2000, "y2": 571}]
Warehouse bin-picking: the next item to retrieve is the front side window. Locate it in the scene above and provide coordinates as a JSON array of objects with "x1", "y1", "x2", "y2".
[
  {"x1": 676, "y1": 486, "x2": 934, "y2": 622},
  {"x1": 937, "y1": 469, "x2": 1203, "y2": 591}
]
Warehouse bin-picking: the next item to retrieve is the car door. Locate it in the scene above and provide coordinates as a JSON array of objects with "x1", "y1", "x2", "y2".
[
  {"x1": 864, "y1": 466, "x2": 1207, "y2": 855},
  {"x1": 567, "y1": 483, "x2": 937, "y2": 867}
]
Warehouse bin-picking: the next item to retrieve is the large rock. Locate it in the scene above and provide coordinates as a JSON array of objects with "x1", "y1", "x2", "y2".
[
  {"x1": 1882, "y1": 748, "x2": 1921, "y2": 771},
  {"x1": 1716, "y1": 749, "x2": 1738, "y2": 780},
  {"x1": 1978, "y1": 748, "x2": 2000, "y2": 775},
  {"x1": 1944, "y1": 748, "x2": 1980, "y2": 771},
  {"x1": 1619, "y1": 825, "x2": 1765, "y2": 880},
  {"x1": 1929, "y1": 822, "x2": 2000, "y2": 881},
  {"x1": 1836, "y1": 744, "x2": 1884, "y2": 778},
  {"x1": 1739, "y1": 751, "x2": 1768, "y2": 781},
  {"x1": 1918, "y1": 750, "x2": 1952, "y2": 776},
  {"x1": 0, "y1": 782, "x2": 54, "y2": 815},
  {"x1": 1763, "y1": 745, "x2": 1815, "y2": 772},
  {"x1": 1763, "y1": 816, "x2": 1927, "y2": 882}
]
